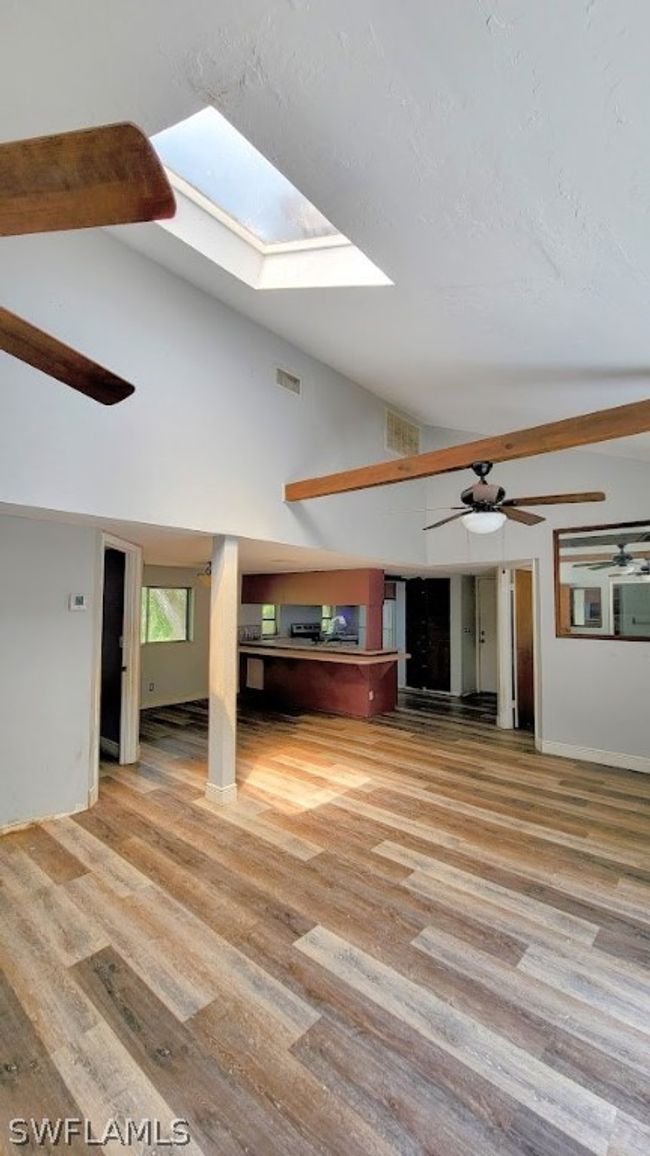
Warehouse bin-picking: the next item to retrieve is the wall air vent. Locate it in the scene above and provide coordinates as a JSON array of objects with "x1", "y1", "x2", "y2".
[
  {"x1": 385, "y1": 409, "x2": 421, "y2": 457},
  {"x1": 276, "y1": 367, "x2": 302, "y2": 396}
]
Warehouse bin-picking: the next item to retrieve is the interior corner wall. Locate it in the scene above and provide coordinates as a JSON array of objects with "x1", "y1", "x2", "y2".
[
  {"x1": 140, "y1": 565, "x2": 210, "y2": 708},
  {"x1": 0, "y1": 512, "x2": 100, "y2": 831}
]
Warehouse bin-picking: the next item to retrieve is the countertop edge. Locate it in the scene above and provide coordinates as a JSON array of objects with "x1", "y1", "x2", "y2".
[{"x1": 239, "y1": 644, "x2": 407, "y2": 666}]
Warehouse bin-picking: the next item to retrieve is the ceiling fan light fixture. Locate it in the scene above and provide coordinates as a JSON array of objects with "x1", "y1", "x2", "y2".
[{"x1": 461, "y1": 510, "x2": 507, "y2": 534}]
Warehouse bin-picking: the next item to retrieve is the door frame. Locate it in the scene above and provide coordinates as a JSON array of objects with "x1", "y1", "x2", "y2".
[{"x1": 90, "y1": 532, "x2": 142, "y2": 803}]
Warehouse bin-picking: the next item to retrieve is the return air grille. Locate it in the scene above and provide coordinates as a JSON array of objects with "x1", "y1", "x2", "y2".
[
  {"x1": 385, "y1": 409, "x2": 421, "y2": 457},
  {"x1": 276, "y1": 367, "x2": 302, "y2": 395}
]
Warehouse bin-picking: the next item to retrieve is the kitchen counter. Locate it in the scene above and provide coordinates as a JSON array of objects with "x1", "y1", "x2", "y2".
[
  {"x1": 240, "y1": 641, "x2": 405, "y2": 665},
  {"x1": 239, "y1": 641, "x2": 406, "y2": 717}
]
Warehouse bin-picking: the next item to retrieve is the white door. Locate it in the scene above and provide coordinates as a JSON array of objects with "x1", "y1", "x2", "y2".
[{"x1": 476, "y1": 576, "x2": 497, "y2": 692}]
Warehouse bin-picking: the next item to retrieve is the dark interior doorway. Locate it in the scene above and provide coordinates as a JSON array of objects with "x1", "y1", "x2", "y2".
[
  {"x1": 515, "y1": 568, "x2": 535, "y2": 732},
  {"x1": 100, "y1": 547, "x2": 126, "y2": 759},
  {"x1": 406, "y1": 578, "x2": 451, "y2": 692}
]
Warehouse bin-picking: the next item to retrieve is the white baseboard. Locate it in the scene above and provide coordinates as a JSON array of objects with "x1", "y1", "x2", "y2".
[
  {"x1": 205, "y1": 781, "x2": 238, "y2": 806},
  {"x1": 540, "y1": 740, "x2": 650, "y2": 775},
  {"x1": 0, "y1": 799, "x2": 87, "y2": 837},
  {"x1": 140, "y1": 693, "x2": 207, "y2": 710}
]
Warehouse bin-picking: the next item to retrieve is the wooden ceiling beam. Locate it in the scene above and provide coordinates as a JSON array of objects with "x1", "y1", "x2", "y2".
[{"x1": 284, "y1": 398, "x2": 650, "y2": 502}]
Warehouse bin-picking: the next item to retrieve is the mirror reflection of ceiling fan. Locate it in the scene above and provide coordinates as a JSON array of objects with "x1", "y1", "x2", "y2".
[
  {"x1": 422, "y1": 461, "x2": 605, "y2": 534},
  {"x1": 572, "y1": 539, "x2": 650, "y2": 576},
  {"x1": 0, "y1": 122, "x2": 176, "y2": 404}
]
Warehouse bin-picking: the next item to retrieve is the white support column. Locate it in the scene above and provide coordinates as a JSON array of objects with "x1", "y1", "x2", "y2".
[
  {"x1": 496, "y1": 566, "x2": 515, "y2": 730},
  {"x1": 205, "y1": 535, "x2": 239, "y2": 806}
]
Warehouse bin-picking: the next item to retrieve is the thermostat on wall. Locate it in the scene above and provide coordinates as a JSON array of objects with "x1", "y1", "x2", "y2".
[{"x1": 68, "y1": 593, "x2": 88, "y2": 612}]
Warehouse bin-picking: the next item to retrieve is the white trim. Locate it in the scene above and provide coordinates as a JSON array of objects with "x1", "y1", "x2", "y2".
[
  {"x1": 141, "y1": 692, "x2": 206, "y2": 710},
  {"x1": 539, "y1": 740, "x2": 650, "y2": 775},
  {"x1": 89, "y1": 533, "x2": 104, "y2": 806},
  {"x1": 496, "y1": 569, "x2": 514, "y2": 729},
  {"x1": 205, "y1": 781, "x2": 238, "y2": 806},
  {"x1": 531, "y1": 559, "x2": 542, "y2": 750},
  {"x1": 0, "y1": 800, "x2": 86, "y2": 837}
]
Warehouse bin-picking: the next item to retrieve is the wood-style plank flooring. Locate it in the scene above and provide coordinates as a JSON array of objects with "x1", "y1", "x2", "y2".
[
  {"x1": 399, "y1": 688, "x2": 498, "y2": 724},
  {"x1": 1, "y1": 700, "x2": 649, "y2": 1155}
]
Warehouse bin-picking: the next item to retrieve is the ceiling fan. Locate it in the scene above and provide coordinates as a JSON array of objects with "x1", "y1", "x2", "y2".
[
  {"x1": 0, "y1": 122, "x2": 175, "y2": 404},
  {"x1": 422, "y1": 462, "x2": 605, "y2": 534}
]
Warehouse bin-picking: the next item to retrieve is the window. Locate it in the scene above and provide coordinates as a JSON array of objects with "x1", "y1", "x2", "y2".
[
  {"x1": 261, "y1": 604, "x2": 277, "y2": 637},
  {"x1": 152, "y1": 106, "x2": 342, "y2": 248},
  {"x1": 149, "y1": 107, "x2": 392, "y2": 291},
  {"x1": 321, "y1": 604, "x2": 333, "y2": 633},
  {"x1": 141, "y1": 587, "x2": 192, "y2": 644}
]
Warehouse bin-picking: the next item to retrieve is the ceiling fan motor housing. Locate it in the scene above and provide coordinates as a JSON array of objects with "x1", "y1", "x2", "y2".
[{"x1": 462, "y1": 481, "x2": 506, "y2": 509}]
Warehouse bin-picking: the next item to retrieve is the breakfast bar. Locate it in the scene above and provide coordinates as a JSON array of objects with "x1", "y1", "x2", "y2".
[{"x1": 239, "y1": 641, "x2": 405, "y2": 717}]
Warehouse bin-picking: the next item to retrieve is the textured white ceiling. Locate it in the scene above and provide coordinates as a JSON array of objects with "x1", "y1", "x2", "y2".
[{"x1": 2, "y1": 0, "x2": 650, "y2": 454}]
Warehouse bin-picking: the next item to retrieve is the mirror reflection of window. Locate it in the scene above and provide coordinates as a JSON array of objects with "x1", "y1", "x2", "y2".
[
  {"x1": 613, "y1": 582, "x2": 650, "y2": 638},
  {"x1": 556, "y1": 521, "x2": 650, "y2": 641}
]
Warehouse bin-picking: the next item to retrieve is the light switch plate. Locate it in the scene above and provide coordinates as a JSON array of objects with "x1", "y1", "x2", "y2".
[{"x1": 68, "y1": 593, "x2": 88, "y2": 612}]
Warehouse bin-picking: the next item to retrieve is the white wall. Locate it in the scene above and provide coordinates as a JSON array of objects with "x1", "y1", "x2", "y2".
[
  {"x1": 0, "y1": 229, "x2": 427, "y2": 568},
  {"x1": 141, "y1": 565, "x2": 210, "y2": 708},
  {"x1": 0, "y1": 513, "x2": 100, "y2": 830},
  {"x1": 423, "y1": 439, "x2": 650, "y2": 769},
  {"x1": 277, "y1": 605, "x2": 322, "y2": 636},
  {"x1": 449, "y1": 575, "x2": 477, "y2": 697}
]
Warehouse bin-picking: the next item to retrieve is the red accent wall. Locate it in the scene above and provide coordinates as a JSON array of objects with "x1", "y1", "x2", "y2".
[
  {"x1": 241, "y1": 568, "x2": 384, "y2": 606},
  {"x1": 240, "y1": 654, "x2": 397, "y2": 718}
]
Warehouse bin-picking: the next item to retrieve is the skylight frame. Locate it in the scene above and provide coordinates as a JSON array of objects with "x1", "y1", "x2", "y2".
[{"x1": 164, "y1": 168, "x2": 352, "y2": 256}]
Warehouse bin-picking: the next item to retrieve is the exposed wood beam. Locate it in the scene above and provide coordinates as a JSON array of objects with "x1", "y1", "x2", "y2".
[{"x1": 284, "y1": 398, "x2": 650, "y2": 501}]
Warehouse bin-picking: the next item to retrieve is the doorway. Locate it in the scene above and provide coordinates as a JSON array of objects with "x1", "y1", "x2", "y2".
[
  {"x1": 92, "y1": 534, "x2": 142, "y2": 798},
  {"x1": 100, "y1": 548, "x2": 125, "y2": 759},
  {"x1": 406, "y1": 578, "x2": 450, "y2": 692}
]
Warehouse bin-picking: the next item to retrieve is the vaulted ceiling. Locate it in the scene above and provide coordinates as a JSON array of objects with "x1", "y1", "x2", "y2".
[{"x1": 2, "y1": 0, "x2": 650, "y2": 455}]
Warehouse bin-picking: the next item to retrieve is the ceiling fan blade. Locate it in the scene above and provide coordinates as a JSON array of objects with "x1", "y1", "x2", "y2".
[
  {"x1": 285, "y1": 399, "x2": 650, "y2": 501},
  {"x1": 0, "y1": 122, "x2": 175, "y2": 236},
  {"x1": 502, "y1": 491, "x2": 606, "y2": 507},
  {"x1": 0, "y1": 307, "x2": 134, "y2": 404},
  {"x1": 422, "y1": 511, "x2": 466, "y2": 531},
  {"x1": 575, "y1": 561, "x2": 612, "y2": 570},
  {"x1": 503, "y1": 506, "x2": 545, "y2": 526}
]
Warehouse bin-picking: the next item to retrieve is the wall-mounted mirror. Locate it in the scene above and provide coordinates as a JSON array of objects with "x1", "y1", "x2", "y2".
[{"x1": 555, "y1": 520, "x2": 650, "y2": 640}]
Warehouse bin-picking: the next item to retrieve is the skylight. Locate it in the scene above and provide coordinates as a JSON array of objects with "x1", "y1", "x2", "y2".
[{"x1": 152, "y1": 107, "x2": 343, "y2": 249}]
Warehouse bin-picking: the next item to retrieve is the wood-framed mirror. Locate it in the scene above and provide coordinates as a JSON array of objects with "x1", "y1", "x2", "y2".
[{"x1": 554, "y1": 520, "x2": 650, "y2": 641}]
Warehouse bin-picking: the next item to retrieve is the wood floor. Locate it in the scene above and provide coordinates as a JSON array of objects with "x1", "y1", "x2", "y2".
[
  {"x1": 1, "y1": 700, "x2": 649, "y2": 1155},
  {"x1": 399, "y1": 688, "x2": 498, "y2": 724}
]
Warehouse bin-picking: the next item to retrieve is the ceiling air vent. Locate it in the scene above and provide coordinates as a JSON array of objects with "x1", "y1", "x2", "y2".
[
  {"x1": 276, "y1": 367, "x2": 302, "y2": 396},
  {"x1": 385, "y1": 409, "x2": 421, "y2": 457}
]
